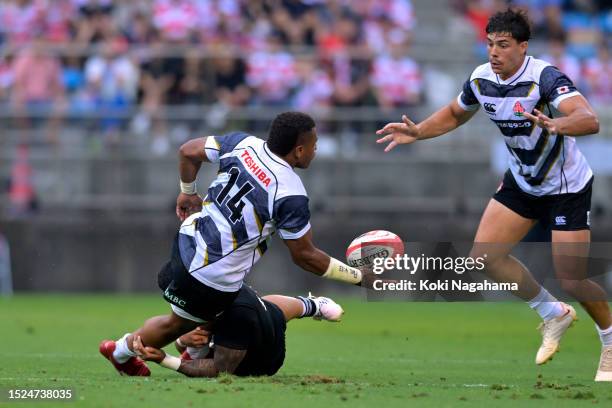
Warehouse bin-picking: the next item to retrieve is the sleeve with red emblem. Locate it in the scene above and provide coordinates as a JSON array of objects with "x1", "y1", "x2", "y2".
[{"x1": 540, "y1": 66, "x2": 580, "y2": 109}]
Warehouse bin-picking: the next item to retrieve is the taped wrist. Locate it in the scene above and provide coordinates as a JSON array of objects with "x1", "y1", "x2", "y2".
[
  {"x1": 322, "y1": 257, "x2": 362, "y2": 284},
  {"x1": 180, "y1": 180, "x2": 197, "y2": 195},
  {"x1": 160, "y1": 354, "x2": 181, "y2": 371}
]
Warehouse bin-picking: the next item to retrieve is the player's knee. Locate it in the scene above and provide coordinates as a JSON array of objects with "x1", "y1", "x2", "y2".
[{"x1": 469, "y1": 246, "x2": 502, "y2": 271}]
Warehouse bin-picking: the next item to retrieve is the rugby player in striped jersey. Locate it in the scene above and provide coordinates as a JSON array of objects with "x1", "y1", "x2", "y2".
[
  {"x1": 100, "y1": 112, "x2": 362, "y2": 376},
  {"x1": 377, "y1": 9, "x2": 612, "y2": 381}
]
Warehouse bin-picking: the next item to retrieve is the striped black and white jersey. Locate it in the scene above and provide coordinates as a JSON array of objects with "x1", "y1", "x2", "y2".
[
  {"x1": 178, "y1": 132, "x2": 311, "y2": 292},
  {"x1": 457, "y1": 56, "x2": 593, "y2": 196}
]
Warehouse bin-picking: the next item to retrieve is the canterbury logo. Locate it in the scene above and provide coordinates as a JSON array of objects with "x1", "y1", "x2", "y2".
[
  {"x1": 555, "y1": 216, "x2": 566, "y2": 226},
  {"x1": 483, "y1": 102, "x2": 496, "y2": 114}
]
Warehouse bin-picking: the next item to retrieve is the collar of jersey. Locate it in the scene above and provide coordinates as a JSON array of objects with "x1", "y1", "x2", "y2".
[
  {"x1": 495, "y1": 56, "x2": 531, "y2": 85},
  {"x1": 263, "y1": 143, "x2": 292, "y2": 169}
]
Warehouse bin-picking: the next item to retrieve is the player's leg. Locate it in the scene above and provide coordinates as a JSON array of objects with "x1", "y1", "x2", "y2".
[
  {"x1": 546, "y1": 178, "x2": 612, "y2": 378},
  {"x1": 262, "y1": 294, "x2": 344, "y2": 322},
  {"x1": 128, "y1": 312, "x2": 200, "y2": 351},
  {"x1": 552, "y1": 229, "x2": 611, "y2": 328},
  {"x1": 551, "y1": 230, "x2": 612, "y2": 381},
  {"x1": 472, "y1": 195, "x2": 575, "y2": 365},
  {"x1": 99, "y1": 310, "x2": 200, "y2": 376},
  {"x1": 470, "y1": 199, "x2": 541, "y2": 300},
  {"x1": 263, "y1": 295, "x2": 304, "y2": 321},
  {"x1": 100, "y1": 233, "x2": 235, "y2": 375}
]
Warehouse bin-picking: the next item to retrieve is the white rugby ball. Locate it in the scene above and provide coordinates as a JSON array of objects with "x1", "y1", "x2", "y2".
[{"x1": 346, "y1": 230, "x2": 404, "y2": 269}]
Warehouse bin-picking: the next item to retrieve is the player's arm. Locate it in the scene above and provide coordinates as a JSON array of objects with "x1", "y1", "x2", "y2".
[
  {"x1": 133, "y1": 336, "x2": 246, "y2": 378},
  {"x1": 178, "y1": 346, "x2": 247, "y2": 378},
  {"x1": 174, "y1": 326, "x2": 210, "y2": 353},
  {"x1": 176, "y1": 137, "x2": 212, "y2": 220},
  {"x1": 376, "y1": 99, "x2": 478, "y2": 152},
  {"x1": 283, "y1": 230, "x2": 362, "y2": 285},
  {"x1": 523, "y1": 65, "x2": 600, "y2": 137},
  {"x1": 274, "y1": 195, "x2": 362, "y2": 285},
  {"x1": 414, "y1": 99, "x2": 478, "y2": 140},
  {"x1": 523, "y1": 95, "x2": 599, "y2": 137}
]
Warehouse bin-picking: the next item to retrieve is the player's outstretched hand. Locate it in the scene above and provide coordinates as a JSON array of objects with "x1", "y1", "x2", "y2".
[
  {"x1": 176, "y1": 192, "x2": 203, "y2": 221},
  {"x1": 523, "y1": 109, "x2": 558, "y2": 134},
  {"x1": 376, "y1": 115, "x2": 420, "y2": 152},
  {"x1": 178, "y1": 326, "x2": 210, "y2": 348},
  {"x1": 133, "y1": 336, "x2": 166, "y2": 363}
]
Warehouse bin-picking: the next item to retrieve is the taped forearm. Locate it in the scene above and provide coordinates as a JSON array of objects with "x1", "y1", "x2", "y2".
[{"x1": 322, "y1": 258, "x2": 362, "y2": 285}]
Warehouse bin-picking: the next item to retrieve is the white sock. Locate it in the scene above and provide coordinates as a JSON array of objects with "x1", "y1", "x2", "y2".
[
  {"x1": 527, "y1": 288, "x2": 565, "y2": 321},
  {"x1": 112, "y1": 333, "x2": 136, "y2": 363},
  {"x1": 596, "y1": 324, "x2": 612, "y2": 347}
]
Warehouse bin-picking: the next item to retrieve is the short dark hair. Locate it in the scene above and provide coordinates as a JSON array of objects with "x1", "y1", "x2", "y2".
[
  {"x1": 486, "y1": 8, "x2": 531, "y2": 43},
  {"x1": 267, "y1": 111, "x2": 315, "y2": 156}
]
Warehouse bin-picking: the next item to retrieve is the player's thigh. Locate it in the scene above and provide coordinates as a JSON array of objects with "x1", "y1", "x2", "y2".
[
  {"x1": 471, "y1": 199, "x2": 536, "y2": 262},
  {"x1": 474, "y1": 199, "x2": 536, "y2": 243},
  {"x1": 552, "y1": 229, "x2": 590, "y2": 281},
  {"x1": 548, "y1": 178, "x2": 592, "y2": 280}
]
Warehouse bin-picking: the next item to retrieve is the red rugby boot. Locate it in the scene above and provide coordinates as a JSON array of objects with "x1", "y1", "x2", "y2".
[{"x1": 99, "y1": 340, "x2": 151, "y2": 376}]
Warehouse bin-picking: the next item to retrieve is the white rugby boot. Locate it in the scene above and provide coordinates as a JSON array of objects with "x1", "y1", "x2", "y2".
[
  {"x1": 308, "y1": 292, "x2": 344, "y2": 322},
  {"x1": 595, "y1": 346, "x2": 612, "y2": 381},
  {"x1": 535, "y1": 303, "x2": 577, "y2": 365}
]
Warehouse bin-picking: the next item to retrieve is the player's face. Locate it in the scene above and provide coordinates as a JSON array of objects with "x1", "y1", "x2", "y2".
[
  {"x1": 487, "y1": 32, "x2": 528, "y2": 79},
  {"x1": 294, "y1": 129, "x2": 318, "y2": 169}
]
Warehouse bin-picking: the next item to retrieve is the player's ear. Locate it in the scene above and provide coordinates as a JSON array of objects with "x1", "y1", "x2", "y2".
[{"x1": 294, "y1": 144, "x2": 305, "y2": 159}]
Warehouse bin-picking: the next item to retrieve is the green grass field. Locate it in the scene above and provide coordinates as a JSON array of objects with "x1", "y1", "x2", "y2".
[{"x1": 1, "y1": 295, "x2": 611, "y2": 407}]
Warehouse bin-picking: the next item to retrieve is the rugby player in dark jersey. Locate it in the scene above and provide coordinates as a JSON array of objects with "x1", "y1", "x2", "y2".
[{"x1": 132, "y1": 285, "x2": 343, "y2": 377}]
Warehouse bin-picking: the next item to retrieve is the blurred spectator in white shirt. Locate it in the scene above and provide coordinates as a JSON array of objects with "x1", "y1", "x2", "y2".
[
  {"x1": 364, "y1": 14, "x2": 409, "y2": 58},
  {"x1": 44, "y1": 0, "x2": 76, "y2": 43},
  {"x1": 371, "y1": 40, "x2": 422, "y2": 110},
  {"x1": 11, "y1": 36, "x2": 65, "y2": 143},
  {"x1": 246, "y1": 33, "x2": 299, "y2": 105},
  {"x1": 152, "y1": 0, "x2": 198, "y2": 42},
  {"x1": 0, "y1": 0, "x2": 46, "y2": 46},
  {"x1": 85, "y1": 35, "x2": 138, "y2": 137}
]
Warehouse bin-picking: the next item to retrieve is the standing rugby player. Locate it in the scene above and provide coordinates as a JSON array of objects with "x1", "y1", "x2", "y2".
[{"x1": 376, "y1": 9, "x2": 612, "y2": 381}]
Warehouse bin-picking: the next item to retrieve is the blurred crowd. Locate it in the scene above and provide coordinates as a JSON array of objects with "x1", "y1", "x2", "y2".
[
  {"x1": 0, "y1": 0, "x2": 610, "y2": 149},
  {"x1": 0, "y1": 0, "x2": 422, "y2": 149}
]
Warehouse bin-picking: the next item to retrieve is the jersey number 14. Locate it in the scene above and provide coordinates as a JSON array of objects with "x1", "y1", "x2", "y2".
[{"x1": 215, "y1": 167, "x2": 254, "y2": 223}]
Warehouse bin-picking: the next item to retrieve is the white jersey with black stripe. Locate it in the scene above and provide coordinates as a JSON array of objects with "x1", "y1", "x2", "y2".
[
  {"x1": 178, "y1": 132, "x2": 311, "y2": 292},
  {"x1": 458, "y1": 56, "x2": 593, "y2": 196}
]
